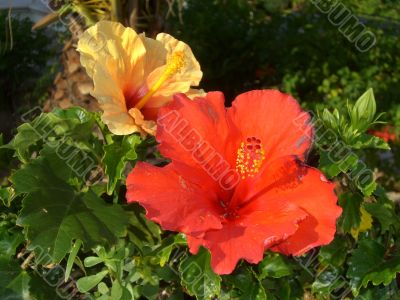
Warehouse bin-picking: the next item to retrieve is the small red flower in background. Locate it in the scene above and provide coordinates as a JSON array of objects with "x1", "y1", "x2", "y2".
[
  {"x1": 126, "y1": 90, "x2": 342, "y2": 274},
  {"x1": 369, "y1": 125, "x2": 397, "y2": 143}
]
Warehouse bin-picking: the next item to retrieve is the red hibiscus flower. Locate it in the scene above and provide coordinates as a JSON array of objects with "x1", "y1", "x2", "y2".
[{"x1": 126, "y1": 90, "x2": 342, "y2": 274}]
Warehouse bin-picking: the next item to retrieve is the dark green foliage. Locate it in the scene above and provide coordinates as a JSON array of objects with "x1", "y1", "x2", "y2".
[
  {"x1": 0, "y1": 11, "x2": 60, "y2": 140},
  {"x1": 166, "y1": 0, "x2": 400, "y2": 118}
]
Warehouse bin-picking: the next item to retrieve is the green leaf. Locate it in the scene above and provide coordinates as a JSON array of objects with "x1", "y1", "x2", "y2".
[
  {"x1": 0, "y1": 134, "x2": 14, "y2": 169},
  {"x1": 141, "y1": 283, "x2": 159, "y2": 299},
  {"x1": 355, "y1": 284, "x2": 399, "y2": 300},
  {"x1": 102, "y1": 135, "x2": 141, "y2": 195},
  {"x1": 8, "y1": 107, "x2": 96, "y2": 163},
  {"x1": 179, "y1": 247, "x2": 221, "y2": 299},
  {"x1": 0, "y1": 187, "x2": 15, "y2": 207},
  {"x1": 127, "y1": 204, "x2": 161, "y2": 250},
  {"x1": 0, "y1": 257, "x2": 31, "y2": 299},
  {"x1": 0, "y1": 253, "x2": 62, "y2": 299},
  {"x1": 13, "y1": 146, "x2": 129, "y2": 262},
  {"x1": 350, "y1": 205, "x2": 373, "y2": 240},
  {"x1": 98, "y1": 282, "x2": 109, "y2": 294},
  {"x1": 52, "y1": 106, "x2": 93, "y2": 124},
  {"x1": 110, "y1": 280, "x2": 127, "y2": 300},
  {"x1": 11, "y1": 143, "x2": 98, "y2": 193},
  {"x1": 65, "y1": 239, "x2": 82, "y2": 282},
  {"x1": 84, "y1": 256, "x2": 104, "y2": 268},
  {"x1": 0, "y1": 229, "x2": 24, "y2": 259},
  {"x1": 319, "y1": 150, "x2": 358, "y2": 178},
  {"x1": 338, "y1": 193, "x2": 363, "y2": 233},
  {"x1": 321, "y1": 108, "x2": 339, "y2": 131},
  {"x1": 152, "y1": 234, "x2": 186, "y2": 267},
  {"x1": 351, "y1": 162, "x2": 377, "y2": 196},
  {"x1": 223, "y1": 267, "x2": 266, "y2": 300},
  {"x1": 352, "y1": 133, "x2": 390, "y2": 150},
  {"x1": 318, "y1": 235, "x2": 347, "y2": 267},
  {"x1": 311, "y1": 267, "x2": 347, "y2": 296},
  {"x1": 111, "y1": 280, "x2": 122, "y2": 299},
  {"x1": 29, "y1": 271, "x2": 66, "y2": 300},
  {"x1": 76, "y1": 270, "x2": 109, "y2": 293},
  {"x1": 350, "y1": 88, "x2": 376, "y2": 132},
  {"x1": 7, "y1": 122, "x2": 42, "y2": 163},
  {"x1": 364, "y1": 198, "x2": 400, "y2": 232},
  {"x1": 347, "y1": 239, "x2": 400, "y2": 296},
  {"x1": 258, "y1": 252, "x2": 292, "y2": 279}
]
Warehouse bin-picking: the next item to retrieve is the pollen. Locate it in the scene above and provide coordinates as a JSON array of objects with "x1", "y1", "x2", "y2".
[
  {"x1": 235, "y1": 137, "x2": 265, "y2": 179},
  {"x1": 135, "y1": 51, "x2": 186, "y2": 110},
  {"x1": 164, "y1": 51, "x2": 186, "y2": 77}
]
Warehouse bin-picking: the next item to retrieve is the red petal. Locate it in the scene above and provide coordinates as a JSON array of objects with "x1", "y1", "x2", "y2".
[
  {"x1": 126, "y1": 162, "x2": 222, "y2": 235},
  {"x1": 227, "y1": 90, "x2": 313, "y2": 164},
  {"x1": 156, "y1": 92, "x2": 238, "y2": 197},
  {"x1": 187, "y1": 200, "x2": 307, "y2": 275},
  {"x1": 229, "y1": 156, "x2": 305, "y2": 209},
  {"x1": 230, "y1": 156, "x2": 340, "y2": 256},
  {"x1": 266, "y1": 164, "x2": 342, "y2": 255}
]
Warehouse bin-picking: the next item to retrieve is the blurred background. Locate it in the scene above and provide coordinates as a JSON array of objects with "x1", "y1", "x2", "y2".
[{"x1": 0, "y1": 0, "x2": 399, "y2": 184}]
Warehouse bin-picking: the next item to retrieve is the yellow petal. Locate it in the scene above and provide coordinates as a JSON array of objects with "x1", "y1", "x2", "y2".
[
  {"x1": 350, "y1": 206, "x2": 373, "y2": 240},
  {"x1": 128, "y1": 108, "x2": 157, "y2": 137},
  {"x1": 91, "y1": 58, "x2": 137, "y2": 135},
  {"x1": 184, "y1": 88, "x2": 206, "y2": 99},
  {"x1": 78, "y1": 21, "x2": 124, "y2": 77},
  {"x1": 139, "y1": 33, "x2": 167, "y2": 78},
  {"x1": 146, "y1": 33, "x2": 202, "y2": 97},
  {"x1": 78, "y1": 21, "x2": 146, "y2": 80},
  {"x1": 78, "y1": 21, "x2": 151, "y2": 135}
]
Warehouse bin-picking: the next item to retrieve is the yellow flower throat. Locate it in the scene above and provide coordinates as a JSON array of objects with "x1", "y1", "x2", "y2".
[{"x1": 135, "y1": 51, "x2": 186, "y2": 110}]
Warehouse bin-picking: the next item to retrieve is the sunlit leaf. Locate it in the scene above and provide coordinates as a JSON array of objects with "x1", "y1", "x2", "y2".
[
  {"x1": 258, "y1": 252, "x2": 293, "y2": 279},
  {"x1": 347, "y1": 240, "x2": 400, "y2": 296},
  {"x1": 13, "y1": 146, "x2": 129, "y2": 262},
  {"x1": 179, "y1": 247, "x2": 221, "y2": 300},
  {"x1": 350, "y1": 88, "x2": 376, "y2": 132},
  {"x1": 76, "y1": 270, "x2": 109, "y2": 293},
  {"x1": 338, "y1": 193, "x2": 363, "y2": 233},
  {"x1": 102, "y1": 134, "x2": 141, "y2": 195},
  {"x1": 350, "y1": 206, "x2": 373, "y2": 240}
]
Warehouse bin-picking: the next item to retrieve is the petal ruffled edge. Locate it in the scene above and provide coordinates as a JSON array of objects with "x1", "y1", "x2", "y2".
[
  {"x1": 146, "y1": 33, "x2": 203, "y2": 97},
  {"x1": 227, "y1": 90, "x2": 314, "y2": 164},
  {"x1": 268, "y1": 164, "x2": 342, "y2": 255},
  {"x1": 186, "y1": 199, "x2": 307, "y2": 274},
  {"x1": 77, "y1": 20, "x2": 146, "y2": 83},
  {"x1": 126, "y1": 162, "x2": 223, "y2": 235}
]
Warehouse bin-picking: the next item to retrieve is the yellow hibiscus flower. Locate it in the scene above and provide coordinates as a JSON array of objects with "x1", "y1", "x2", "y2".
[{"x1": 77, "y1": 21, "x2": 203, "y2": 136}]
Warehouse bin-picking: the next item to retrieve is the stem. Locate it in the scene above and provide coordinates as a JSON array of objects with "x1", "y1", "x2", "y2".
[
  {"x1": 111, "y1": 0, "x2": 123, "y2": 22},
  {"x1": 94, "y1": 115, "x2": 113, "y2": 146}
]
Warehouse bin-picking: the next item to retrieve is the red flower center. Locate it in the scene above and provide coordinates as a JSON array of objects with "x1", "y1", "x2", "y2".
[
  {"x1": 124, "y1": 85, "x2": 148, "y2": 111},
  {"x1": 218, "y1": 200, "x2": 239, "y2": 222}
]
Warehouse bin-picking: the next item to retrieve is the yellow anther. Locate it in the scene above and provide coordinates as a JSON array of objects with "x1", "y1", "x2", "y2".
[
  {"x1": 235, "y1": 137, "x2": 265, "y2": 179},
  {"x1": 164, "y1": 51, "x2": 185, "y2": 77},
  {"x1": 135, "y1": 51, "x2": 186, "y2": 110}
]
